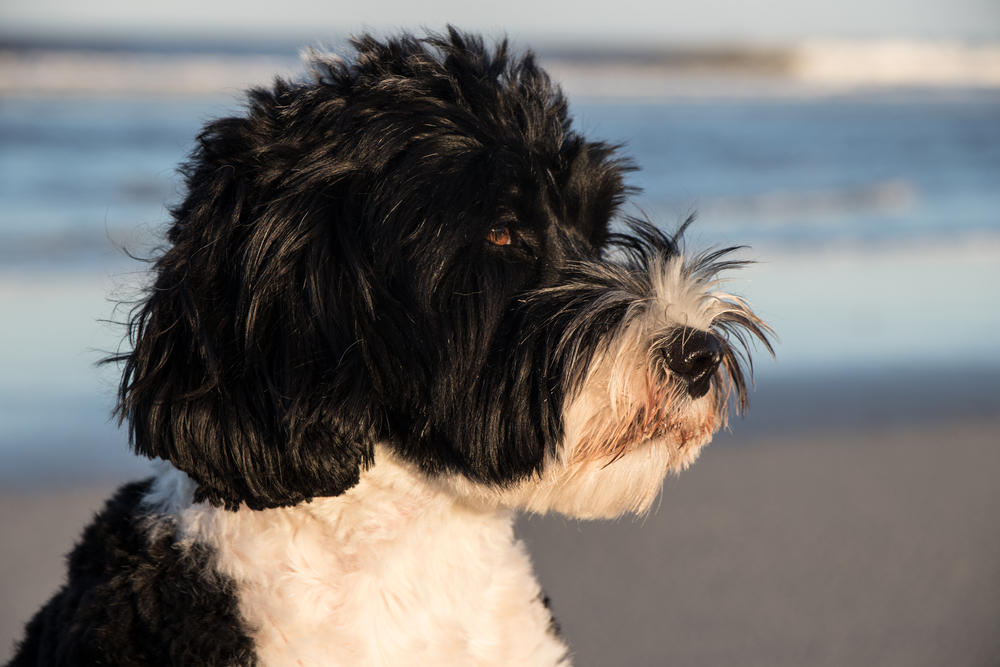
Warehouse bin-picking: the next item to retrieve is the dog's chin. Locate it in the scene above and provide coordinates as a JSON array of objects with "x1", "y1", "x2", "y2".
[{"x1": 442, "y1": 388, "x2": 720, "y2": 521}]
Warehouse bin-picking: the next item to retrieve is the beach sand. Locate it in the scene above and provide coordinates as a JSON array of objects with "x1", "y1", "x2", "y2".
[
  {"x1": 2, "y1": 408, "x2": 999, "y2": 665},
  {"x1": 520, "y1": 416, "x2": 1000, "y2": 667}
]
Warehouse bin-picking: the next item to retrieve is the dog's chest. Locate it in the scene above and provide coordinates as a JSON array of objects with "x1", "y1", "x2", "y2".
[{"x1": 172, "y1": 464, "x2": 569, "y2": 667}]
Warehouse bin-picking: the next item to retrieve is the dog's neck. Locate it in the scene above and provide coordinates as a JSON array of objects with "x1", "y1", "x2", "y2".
[{"x1": 145, "y1": 450, "x2": 569, "y2": 666}]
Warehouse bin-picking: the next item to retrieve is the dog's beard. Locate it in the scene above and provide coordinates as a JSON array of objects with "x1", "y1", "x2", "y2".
[
  {"x1": 562, "y1": 341, "x2": 718, "y2": 470},
  {"x1": 443, "y1": 250, "x2": 772, "y2": 519},
  {"x1": 567, "y1": 296, "x2": 727, "y2": 464}
]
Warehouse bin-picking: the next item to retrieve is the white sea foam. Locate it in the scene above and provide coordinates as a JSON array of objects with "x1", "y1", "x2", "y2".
[
  {"x1": 2, "y1": 41, "x2": 999, "y2": 98},
  {"x1": 548, "y1": 42, "x2": 1000, "y2": 98},
  {"x1": 792, "y1": 41, "x2": 1000, "y2": 87},
  {"x1": 0, "y1": 50, "x2": 300, "y2": 96}
]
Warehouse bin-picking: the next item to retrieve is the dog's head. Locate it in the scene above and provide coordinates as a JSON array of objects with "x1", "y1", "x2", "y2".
[{"x1": 113, "y1": 28, "x2": 772, "y2": 515}]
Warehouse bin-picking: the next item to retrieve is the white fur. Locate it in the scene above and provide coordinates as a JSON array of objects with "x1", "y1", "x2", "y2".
[
  {"x1": 138, "y1": 253, "x2": 749, "y2": 665},
  {"x1": 146, "y1": 452, "x2": 570, "y2": 667},
  {"x1": 453, "y1": 253, "x2": 731, "y2": 519}
]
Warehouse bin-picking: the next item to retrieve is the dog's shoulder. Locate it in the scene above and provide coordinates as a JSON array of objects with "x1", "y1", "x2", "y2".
[{"x1": 6, "y1": 480, "x2": 256, "y2": 667}]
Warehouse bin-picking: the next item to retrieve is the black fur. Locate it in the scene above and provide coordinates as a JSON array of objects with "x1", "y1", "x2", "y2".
[
  {"x1": 9, "y1": 28, "x2": 771, "y2": 666},
  {"x1": 7, "y1": 480, "x2": 255, "y2": 666},
  {"x1": 109, "y1": 28, "x2": 633, "y2": 511}
]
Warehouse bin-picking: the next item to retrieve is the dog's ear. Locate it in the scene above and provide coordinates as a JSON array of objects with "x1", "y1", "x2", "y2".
[{"x1": 111, "y1": 82, "x2": 377, "y2": 511}]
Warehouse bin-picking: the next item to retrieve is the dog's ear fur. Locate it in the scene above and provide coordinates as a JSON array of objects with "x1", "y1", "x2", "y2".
[{"x1": 112, "y1": 76, "x2": 383, "y2": 511}]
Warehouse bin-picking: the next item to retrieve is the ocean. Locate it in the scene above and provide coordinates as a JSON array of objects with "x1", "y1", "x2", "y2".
[{"x1": 1, "y1": 51, "x2": 999, "y2": 480}]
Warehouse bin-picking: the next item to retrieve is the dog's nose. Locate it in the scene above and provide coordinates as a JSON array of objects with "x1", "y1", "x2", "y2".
[{"x1": 661, "y1": 328, "x2": 723, "y2": 399}]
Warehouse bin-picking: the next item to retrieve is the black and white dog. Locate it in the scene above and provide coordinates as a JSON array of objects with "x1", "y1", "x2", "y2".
[{"x1": 9, "y1": 28, "x2": 772, "y2": 667}]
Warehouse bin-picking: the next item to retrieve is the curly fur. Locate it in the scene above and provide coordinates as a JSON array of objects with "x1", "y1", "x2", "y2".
[{"x1": 8, "y1": 27, "x2": 772, "y2": 667}]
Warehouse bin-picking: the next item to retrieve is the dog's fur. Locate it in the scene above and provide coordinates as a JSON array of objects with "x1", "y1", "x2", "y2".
[{"x1": 8, "y1": 28, "x2": 772, "y2": 667}]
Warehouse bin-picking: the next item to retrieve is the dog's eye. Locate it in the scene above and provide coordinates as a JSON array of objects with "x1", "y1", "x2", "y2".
[{"x1": 487, "y1": 226, "x2": 513, "y2": 246}]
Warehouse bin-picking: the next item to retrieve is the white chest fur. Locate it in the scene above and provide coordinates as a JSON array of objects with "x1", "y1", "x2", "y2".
[{"x1": 145, "y1": 456, "x2": 569, "y2": 667}]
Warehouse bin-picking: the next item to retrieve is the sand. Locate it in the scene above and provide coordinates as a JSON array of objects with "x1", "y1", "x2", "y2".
[
  {"x1": 520, "y1": 417, "x2": 1000, "y2": 667},
  {"x1": 3, "y1": 412, "x2": 999, "y2": 665}
]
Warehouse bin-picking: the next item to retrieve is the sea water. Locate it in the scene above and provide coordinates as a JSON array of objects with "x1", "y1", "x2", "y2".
[{"x1": 2, "y1": 86, "x2": 999, "y2": 479}]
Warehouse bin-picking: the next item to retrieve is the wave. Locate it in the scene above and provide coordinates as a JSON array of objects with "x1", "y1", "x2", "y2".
[
  {"x1": 792, "y1": 41, "x2": 1000, "y2": 87},
  {"x1": 547, "y1": 43, "x2": 1000, "y2": 97},
  {"x1": 2, "y1": 41, "x2": 999, "y2": 97},
  {"x1": 0, "y1": 50, "x2": 300, "y2": 96}
]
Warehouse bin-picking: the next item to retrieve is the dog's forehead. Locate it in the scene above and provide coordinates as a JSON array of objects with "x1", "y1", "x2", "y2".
[
  {"x1": 308, "y1": 50, "x2": 566, "y2": 154},
  {"x1": 329, "y1": 104, "x2": 602, "y2": 239},
  {"x1": 287, "y1": 38, "x2": 632, "y2": 249}
]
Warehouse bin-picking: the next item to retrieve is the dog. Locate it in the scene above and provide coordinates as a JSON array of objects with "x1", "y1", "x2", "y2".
[{"x1": 7, "y1": 28, "x2": 772, "y2": 667}]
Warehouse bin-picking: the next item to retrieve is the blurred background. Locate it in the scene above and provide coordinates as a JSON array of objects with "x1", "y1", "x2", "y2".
[{"x1": 1, "y1": 0, "x2": 998, "y2": 665}]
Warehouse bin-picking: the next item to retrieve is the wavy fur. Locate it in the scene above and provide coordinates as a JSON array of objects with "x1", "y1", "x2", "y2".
[{"x1": 10, "y1": 28, "x2": 772, "y2": 666}]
